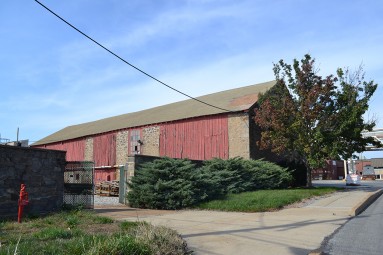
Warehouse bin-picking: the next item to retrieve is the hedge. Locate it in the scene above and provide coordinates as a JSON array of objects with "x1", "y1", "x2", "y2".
[{"x1": 127, "y1": 157, "x2": 293, "y2": 210}]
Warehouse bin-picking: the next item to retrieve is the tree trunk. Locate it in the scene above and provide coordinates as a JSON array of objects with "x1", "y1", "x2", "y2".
[
  {"x1": 302, "y1": 159, "x2": 312, "y2": 187},
  {"x1": 306, "y1": 166, "x2": 312, "y2": 187}
]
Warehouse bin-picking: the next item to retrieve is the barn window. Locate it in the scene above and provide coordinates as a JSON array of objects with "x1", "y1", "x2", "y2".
[{"x1": 130, "y1": 130, "x2": 141, "y2": 154}]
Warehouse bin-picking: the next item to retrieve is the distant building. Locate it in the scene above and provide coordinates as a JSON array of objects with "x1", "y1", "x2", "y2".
[
  {"x1": 354, "y1": 158, "x2": 383, "y2": 179},
  {"x1": 371, "y1": 158, "x2": 383, "y2": 179},
  {"x1": 312, "y1": 160, "x2": 345, "y2": 180},
  {"x1": 1, "y1": 139, "x2": 29, "y2": 147},
  {"x1": 354, "y1": 159, "x2": 371, "y2": 176},
  {"x1": 0, "y1": 137, "x2": 10, "y2": 144}
]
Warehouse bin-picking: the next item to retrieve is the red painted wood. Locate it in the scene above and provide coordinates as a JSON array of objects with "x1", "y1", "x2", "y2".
[
  {"x1": 35, "y1": 113, "x2": 230, "y2": 164},
  {"x1": 159, "y1": 114, "x2": 229, "y2": 160},
  {"x1": 94, "y1": 168, "x2": 117, "y2": 183},
  {"x1": 93, "y1": 133, "x2": 116, "y2": 167},
  {"x1": 34, "y1": 139, "x2": 85, "y2": 161}
]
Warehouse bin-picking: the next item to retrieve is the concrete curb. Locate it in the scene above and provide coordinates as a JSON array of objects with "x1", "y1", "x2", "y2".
[
  {"x1": 308, "y1": 188, "x2": 383, "y2": 255},
  {"x1": 351, "y1": 188, "x2": 383, "y2": 216}
]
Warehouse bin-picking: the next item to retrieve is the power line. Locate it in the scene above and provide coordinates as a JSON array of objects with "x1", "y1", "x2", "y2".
[{"x1": 34, "y1": 0, "x2": 233, "y2": 113}]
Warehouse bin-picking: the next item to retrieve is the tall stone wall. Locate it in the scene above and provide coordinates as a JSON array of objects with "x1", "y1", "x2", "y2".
[
  {"x1": 228, "y1": 113, "x2": 250, "y2": 159},
  {"x1": 84, "y1": 137, "x2": 93, "y2": 161},
  {"x1": 0, "y1": 145, "x2": 66, "y2": 219},
  {"x1": 116, "y1": 130, "x2": 129, "y2": 166},
  {"x1": 142, "y1": 126, "x2": 160, "y2": 156}
]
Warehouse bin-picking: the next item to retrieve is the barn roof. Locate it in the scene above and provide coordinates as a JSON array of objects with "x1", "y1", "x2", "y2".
[{"x1": 33, "y1": 81, "x2": 275, "y2": 145}]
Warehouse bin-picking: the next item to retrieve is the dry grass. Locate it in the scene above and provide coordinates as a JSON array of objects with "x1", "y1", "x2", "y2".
[{"x1": 129, "y1": 222, "x2": 191, "y2": 255}]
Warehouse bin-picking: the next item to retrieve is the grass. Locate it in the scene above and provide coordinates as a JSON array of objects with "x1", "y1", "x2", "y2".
[
  {"x1": 0, "y1": 209, "x2": 190, "y2": 255},
  {"x1": 195, "y1": 187, "x2": 340, "y2": 212}
]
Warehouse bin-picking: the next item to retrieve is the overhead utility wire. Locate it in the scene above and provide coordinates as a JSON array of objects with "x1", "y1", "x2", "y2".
[{"x1": 34, "y1": 0, "x2": 233, "y2": 113}]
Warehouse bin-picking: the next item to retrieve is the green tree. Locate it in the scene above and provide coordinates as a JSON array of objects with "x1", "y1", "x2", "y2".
[{"x1": 254, "y1": 54, "x2": 380, "y2": 187}]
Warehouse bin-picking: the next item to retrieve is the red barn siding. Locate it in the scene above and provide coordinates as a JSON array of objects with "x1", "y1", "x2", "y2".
[
  {"x1": 94, "y1": 168, "x2": 116, "y2": 183},
  {"x1": 93, "y1": 133, "x2": 116, "y2": 167},
  {"x1": 160, "y1": 115, "x2": 229, "y2": 160},
  {"x1": 34, "y1": 139, "x2": 85, "y2": 161}
]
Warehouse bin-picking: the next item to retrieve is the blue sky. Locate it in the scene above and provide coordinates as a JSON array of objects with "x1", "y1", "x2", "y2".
[{"x1": 1, "y1": 0, "x2": 382, "y2": 158}]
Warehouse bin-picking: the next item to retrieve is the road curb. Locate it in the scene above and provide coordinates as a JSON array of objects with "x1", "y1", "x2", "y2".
[
  {"x1": 308, "y1": 188, "x2": 383, "y2": 255},
  {"x1": 351, "y1": 188, "x2": 383, "y2": 216}
]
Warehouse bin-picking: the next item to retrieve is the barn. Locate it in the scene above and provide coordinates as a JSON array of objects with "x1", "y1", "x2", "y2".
[{"x1": 32, "y1": 81, "x2": 276, "y2": 183}]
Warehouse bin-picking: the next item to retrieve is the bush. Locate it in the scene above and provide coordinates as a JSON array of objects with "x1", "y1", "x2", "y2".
[
  {"x1": 201, "y1": 157, "x2": 292, "y2": 195},
  {"x1": 199, "y1": 158, "x2": 249, "y2": 195},
  {"x1": 127, "y1": 157, "x2": 208, "y2": 209},
  {"x1": 246, "y1": 159, "x2": 293, "y2": 189},
  {"x1": 127, "y1": 157, "x2": 293, "y2": 210},
  {"x1": 129, "y1": 222, "x2": 189, "y2": 255},
  {"x1": 277, "y1": 160, "x2": 307, "y2": 187},
  {"x1": 85, "y1": 234, "x2": 150, "y2": 255}
]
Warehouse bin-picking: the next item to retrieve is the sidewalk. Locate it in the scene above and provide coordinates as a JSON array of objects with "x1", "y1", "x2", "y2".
[{"x1": 94, "y1": 188, "x2": 382, "y2": 255}]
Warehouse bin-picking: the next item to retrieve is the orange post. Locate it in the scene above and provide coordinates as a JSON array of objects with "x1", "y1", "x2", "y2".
[{"x1": 18, "y1": 184, "x2": 29, "y2": 223}]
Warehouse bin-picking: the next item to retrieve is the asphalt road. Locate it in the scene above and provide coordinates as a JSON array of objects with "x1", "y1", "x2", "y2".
[
  {"x1": 320, "y1": 190, "x2": 383, "y2": 255},
  {"x1": 313, "y1": 180, "x2": 383, "y2": 191}
]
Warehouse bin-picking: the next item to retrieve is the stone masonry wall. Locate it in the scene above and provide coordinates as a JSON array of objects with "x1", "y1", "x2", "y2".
[
  {"x1": 84, "y1": 137, "x2": 93, "y2": 161},
  {"x1": 116, "y1": 130, "x2": 129, "y2": 166},
  {"x1": 142, "y1": 126, "x2": 160, "y2": 156},
  {"x1": 0, "y1": 145, "x2": 66, "y2": 219},
  {"x1": 228, "y1": 113, "x2": 250, "y2": 159}
]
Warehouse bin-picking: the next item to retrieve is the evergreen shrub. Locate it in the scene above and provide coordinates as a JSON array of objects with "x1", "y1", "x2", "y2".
[
  {"x1": 127, "y1": 157, "x2": 209, "y2": 209},
  {"x1": 127, "y1": 157, "x2": 292, "y2": 209},
  {"x1": 201, "y1": 157, "x2": 292, "y2": 195}
]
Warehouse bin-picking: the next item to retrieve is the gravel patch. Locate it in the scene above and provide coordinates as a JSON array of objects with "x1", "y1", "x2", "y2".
[{"x1": 94, "y1": 195, "x2": 120, "y2": 205}]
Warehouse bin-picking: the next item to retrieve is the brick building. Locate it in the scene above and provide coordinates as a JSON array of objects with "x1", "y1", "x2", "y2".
[
  {"x1": 32, "y1": 81, "x2": 275, "y2": 182},
  {"x1": 312, "y1": 160, "x2": 345, "y2": 180},
  {"x1": 355, "y1": 158, "x2": 383, "y2": 179}
]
